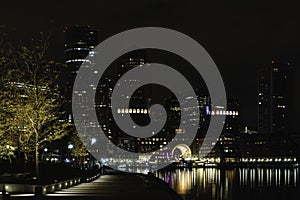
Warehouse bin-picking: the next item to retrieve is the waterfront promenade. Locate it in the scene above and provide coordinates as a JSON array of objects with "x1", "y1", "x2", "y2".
[{"x1": 3, "y1": 170, "x2": 182, "y2": 200}]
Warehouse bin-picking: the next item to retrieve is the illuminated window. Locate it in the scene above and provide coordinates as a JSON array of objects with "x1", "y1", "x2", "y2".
[{"x1": 65, "y1": 59, "x2": 91, "y2": 64}]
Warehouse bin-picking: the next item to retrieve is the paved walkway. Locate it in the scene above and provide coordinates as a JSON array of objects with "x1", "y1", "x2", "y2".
[{"x1": 9, "y1": 173, "x2": 182, "y2": 200}]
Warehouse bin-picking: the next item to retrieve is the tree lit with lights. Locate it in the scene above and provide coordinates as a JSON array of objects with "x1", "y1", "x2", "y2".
[{"x1": 0, "y1": 28, "x2": 69, "y2": 178}]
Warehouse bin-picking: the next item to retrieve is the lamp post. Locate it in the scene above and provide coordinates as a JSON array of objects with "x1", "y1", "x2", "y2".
[
  {"x1": 42, "y1": 148, "x2": 48, "y2": 162},
  {"x1": 67, "y1": 144, "x2": 74, "y2": 164}
]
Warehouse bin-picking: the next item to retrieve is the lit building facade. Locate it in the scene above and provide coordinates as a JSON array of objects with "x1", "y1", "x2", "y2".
[
  {"x1": 63, "y1": 25, "x2": 98, "y2": 123},
  {"x1": 258, "y1": 61, "x2": 294, "y2": 134},
  {"x1": 96, "y1": 50, "x2": 151, "y2": 157},
  {"x1": 96, "y1": 50, "x2": 194, "y2": 161},
  {"x1": 195, "y1": 98, "x2": 240, "y2": 163}
]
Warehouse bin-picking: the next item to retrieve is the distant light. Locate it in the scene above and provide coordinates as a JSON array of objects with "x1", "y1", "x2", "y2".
[
  {"x1": 44, "y1": 148, "x2": 48, "y2": 152},
  {"x1": 68, "y1": 144, "x2": 74, "y2": 149},
  {"x1": 91, "y1": 138, "x2": 96, "y2": 145}
]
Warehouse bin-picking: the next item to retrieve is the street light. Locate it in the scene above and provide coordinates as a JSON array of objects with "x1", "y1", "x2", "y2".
[
  {"x1": 67, "y1": 144, "x2": 74, "y2": 165},
  {"x1": 42, "y1": 148, "x2": 49, "y2": 161},
  {"x1": 68, "y1": 144, "x2": 74, "y2": 150},
  {"x1": 91, "y1": 138, "x2": 96, "y2": 145}
]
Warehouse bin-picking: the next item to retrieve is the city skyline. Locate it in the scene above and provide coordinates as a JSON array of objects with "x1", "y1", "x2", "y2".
[
  {"x1": 2, "y1": 24, "x2": 299, "y2": 167},
  {"x1": 1, "y1": 1, "x2": 300, "y2": 130},
  {"x1": 1, "y1": 2, "x2": 300, "y2": 200}
]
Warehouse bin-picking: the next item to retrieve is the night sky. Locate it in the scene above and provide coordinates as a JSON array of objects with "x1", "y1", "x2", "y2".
[{"x1": 1, "y1": 0, "x2": 300, "y2": 130}]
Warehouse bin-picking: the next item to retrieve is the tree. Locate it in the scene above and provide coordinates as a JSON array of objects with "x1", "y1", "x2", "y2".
[
  {"x1": 0, "y1": 29, "x2": 69, "y2": 178},
  {"x1": 70, "y1": 132, "x2": 89, "y2": 169},
  {"x1": 0, "y1": 26, "x2": 18, "y2": 164}
]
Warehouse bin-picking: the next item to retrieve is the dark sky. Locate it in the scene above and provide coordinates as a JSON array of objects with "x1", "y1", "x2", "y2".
[{"x1": 1, "y1": 0, "x2": 300, "y2": 130}]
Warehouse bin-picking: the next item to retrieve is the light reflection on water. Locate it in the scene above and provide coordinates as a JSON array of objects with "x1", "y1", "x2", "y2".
[
  {"x1": 126, "y1": 167, "x2": 150, "y2": 174},
  {"x1": 155, "y1": 168, "x2": 300, "y2": 200}
]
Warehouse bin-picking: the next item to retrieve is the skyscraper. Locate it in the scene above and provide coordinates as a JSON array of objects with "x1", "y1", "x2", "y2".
[
  {"x1": 95, "y1": 50, "x2": 179, "y2": 159},
  {"x1": 95, "y1": 50, "x2": 150, "y2": 158},
  {"x1": 63, "y1": 25, "x2": 98, "y2": 123},
  {"x1": 258, "y1": 61, "x2": 294, "y2": 134}
]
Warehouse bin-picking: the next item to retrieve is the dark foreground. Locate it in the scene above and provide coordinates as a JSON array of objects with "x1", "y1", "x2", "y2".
[{"x1": 4, "y1": 172, "x2": 182, "y2": 200}]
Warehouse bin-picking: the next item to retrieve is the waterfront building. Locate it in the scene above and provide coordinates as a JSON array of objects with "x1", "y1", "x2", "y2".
[{"x1": 258, "y1": 60, "x2": 294, "y2": 134}]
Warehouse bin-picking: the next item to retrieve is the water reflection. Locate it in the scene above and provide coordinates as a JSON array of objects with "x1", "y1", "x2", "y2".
[
  {"x1": 126, "y1": 167, "x2": 150, "y2": 174},
  {"x1": 155, "y1": 168, "x2": 300, "y2": 200},
  {"x1": 239, "y1": 168, "x2": 299, "y2": 187}
]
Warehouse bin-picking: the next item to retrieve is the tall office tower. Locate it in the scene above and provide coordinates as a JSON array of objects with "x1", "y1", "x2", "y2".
[
  {"x1": 63, "y1": 25, "x2": 98, "y2": 123},
  {"x1": 96, "y1": 50, "x2": 150, "y2": 157},
  {"x1": 96, "y1": 50, "x2": 182, "y2": 159},
  {"x1": 258, "y1": 61, "x2": 294, "y2": 134},
  {"x1": 223, "y1": 98, "x2": 240, "y2": 135},
  {"x1": 196, "y1": 97, "x2": 240, "y2": 160},
  {"x1": 197, "y1": 96, "x2": 240, "y2": 136}
]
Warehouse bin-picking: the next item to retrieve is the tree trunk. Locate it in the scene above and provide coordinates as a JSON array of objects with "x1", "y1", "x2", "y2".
[
  {"x1": 35, "y1": 133, "x2": 39, "y2": 179},
  {"x1": 23, "y1": 152, "x2": 28, "y2": 171},
  {"x1": 8, "y1": 155, "x2": 12, "y2": 164}
]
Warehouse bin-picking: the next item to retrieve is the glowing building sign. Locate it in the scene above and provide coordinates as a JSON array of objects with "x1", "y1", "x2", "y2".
[{"x1": 206, "y1": 106, "x2": 238, "y2": 116}]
